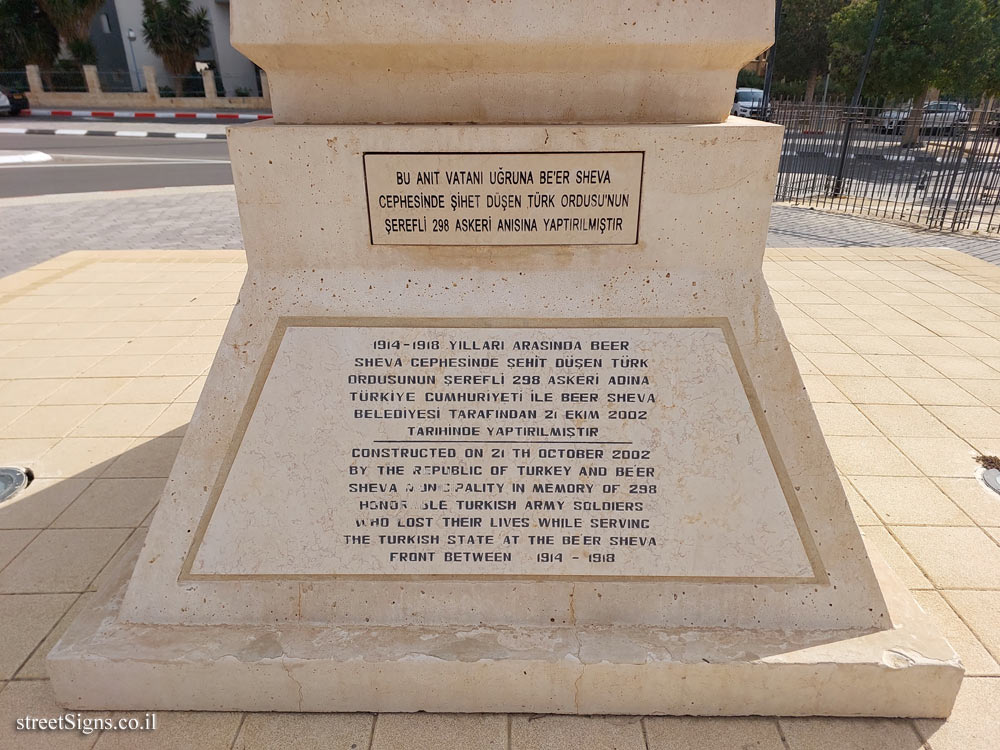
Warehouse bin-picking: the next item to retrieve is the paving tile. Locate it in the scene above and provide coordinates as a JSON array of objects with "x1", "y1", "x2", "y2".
[
  {"x1": 104, "y1": 376, "x2": 195, "y2": 404},
  {"x1": 17, "y1": 592, "x2": 93, "y2": 678},
  {"x1": 893, "y1": 379, "x2": 982, "y2": 406},
  {"x1": 894, "y1": 337, "x2": 968, "y2": 357},
  {"x1": 847, "y1": 476, "x2": 971, "y2": 526},
  {"x1": 838, "y1": 335, "x2": 911, "y2": 355},
  {"x1": 89, "y1": 527, "x2": 147, "y2": 593},
  {"x1": 864, "y1": 355, "x2": 944, "y2": 378},
  {"x1": 0, "y1": 478, "x2": 90, "y2": 529},
  {"x1": 926, "y1": 406, "x2": 1000, "y2": 439},
  {"x1": 922, "y1": 356, "x2": 1000, "y2": 380},
  {"x1": 812, "y1": 403, "x2": 880, "y2": 436},
  {"x1": 372, "y1": 713, "x2": 506, "y2": 750},
  {"x1": 942, "y1": 591, "x2": 1000, "y2": 664},
  {"x1": 177, "y1": 376, "x2": 207, "y2": 402},
  {"x1": 986, "y1": 527, "x2": 1000, "y2": 544},
  {"x1": 101, "y1": 436, "x2": 182, "y2": 479},
  {"x1": 780, "y1": 717, "x2": 925, "y2": 750},
  {"x1": 856, "y1": 405, "x2": 953, "y2": 437},
  {"x1": 0, "y1": 680, "x2": 100, "y2": 748},
  {"x1": 825, "y1": 436, "x2": 921, "y2": 476},
  {"x1": 949, "y1": 379, "x2": 1000, "y2": 406},
  {"x1": 911, "y1": 591, "x2": 1000, "y2": 676},
  {"x1": 70, "y1": 404, "x2": 167, "y2": 438},
  {"x1": 510, "y1": 715, "x2": 645, "y2": 750},
  {"x1": 861, "y1": 527, "x2": 932, "y2": 590},
  {"x1": 933, "y1": 477, "x2": 1000, "y2": 526},
  {"x1": 0, "y1": 593, "x2": 75, "y2": 679},
  {"x1": 92, "y1": 711, "x2": 242, "y2": 749},
  {"x1": 892, "y1": 437, "x2": 981, "y2": 477},
  {"x1": 4, "y1": 405, "x2": 98, "y2": 439},
  {"x1": 0, "y1": 527, "x2": 130, "y2": 593},
  {"x1": 787, "y1": 334, "x2": 852, "y2": 354},
  {"x1": 32, "y1": 437, "x2": 134, "y2": 478},
  {"x1": 53, "y1": 478, "x2": 164, "y2": 529},
  {"x1": 827, "y1": 377, "x2": 916, "y2": 405},
  {"x1": 915, "y1": 678, "x2": 1000, "y2": 750},
  {"x1": 141, "y1": 402, "x2": 195, "y2": 437},
  {"x1": 0, "y1": 529, "x2": 38, "y2": 570},
  {"x1": 800, "y1": 374, "x2": 850, "y2": 403},
  {"x1": 804, "y1": 352, "x2": 883, "y2": 376},
  {"x1": 644, "y1": 716, "x2": 783, "y2": 749},
  {"x1": 0, "y1": 379, "x2": 69, "y2": 406},
  {"x1": 234, "y1": 713, "x2": 373, "y2": 750},
  {"x1": 894, "y1": 526, "x2": 1000, "y2": 588},
  {"x1": 842, "y1": 479, "x2": 881, "y2": 525},
  {"x1": 41, "y1": 378, "x2": 130, "y2": 406}
]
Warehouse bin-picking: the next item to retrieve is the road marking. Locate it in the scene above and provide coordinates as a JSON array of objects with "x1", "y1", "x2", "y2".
[
  {"x1": 0, "y1": 127, "x2": 28, "y2": 134},
  {"x1": 0, "y1": 151, "x2": 52, "y2": 164},
  {"x1": 175, "y1": 132, "x2": 209, "y2": 139},
  {"x1": 114, "y1": 130, "x2": 148, "y2": 137},
  {"x1": 0, "y1": 159, "x2": 231, "y2": 169},
  {"x1": 54, "y1": 153, "x2": 229, "y2": 163},
  {"x1": 54, "y1": 129, "x2": 88, "y2": 135}
]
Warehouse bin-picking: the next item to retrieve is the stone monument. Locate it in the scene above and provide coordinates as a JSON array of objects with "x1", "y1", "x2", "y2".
[{"x1": 49, "y1": 0, "x2": 963, "y2": 716}]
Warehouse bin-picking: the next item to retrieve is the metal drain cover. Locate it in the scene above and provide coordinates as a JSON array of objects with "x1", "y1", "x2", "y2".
[
  {"x1": 0, "y1": 467, "x2": 30, "y2": 503},
  {"x1": 982, "y1": 467, "x2": 1000, "y2": 496}
]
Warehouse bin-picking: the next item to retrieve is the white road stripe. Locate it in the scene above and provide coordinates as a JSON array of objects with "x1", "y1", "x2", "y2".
[
  {"x1": 0, "y1": 127, "x2": 28, "y2": 134},
  {"x1": 175, "y1": 132, "x2": 209, "y2": 139},
  {"x1": 114, "y1": 130, "x2": 148, "y2": 137},
  {"x1": 54, "y1": 129, "x2": 88, "y2": 135}
]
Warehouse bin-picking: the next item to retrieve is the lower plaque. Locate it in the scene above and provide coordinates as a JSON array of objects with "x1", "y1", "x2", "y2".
[{"x1": 188, "y1": 320, "x2": 817, "y2": 581}]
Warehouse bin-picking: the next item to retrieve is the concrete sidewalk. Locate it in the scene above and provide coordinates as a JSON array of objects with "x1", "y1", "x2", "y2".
[
  {"x1": 0, "y1": 246, "x2": 998, "y2": 748},
  {"x1": 2, "y1": 186, "x2": 1000, "y2": 277}
]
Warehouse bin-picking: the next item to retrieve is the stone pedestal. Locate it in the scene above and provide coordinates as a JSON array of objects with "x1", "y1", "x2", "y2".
[{"x1": 48, "y1": 0, "x2": 963, "y2": 717}]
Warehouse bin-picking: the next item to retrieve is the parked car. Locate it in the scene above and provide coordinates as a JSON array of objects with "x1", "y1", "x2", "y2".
[
  {"x1": 875, "y1": 101, "x2": 970, "y2": 135},
  {"x1": 0, "y1": 86, "x2": 29, "y2": 116},
  {"x1": 732, "y1": 88, "x2": 767, "y2": 119}
]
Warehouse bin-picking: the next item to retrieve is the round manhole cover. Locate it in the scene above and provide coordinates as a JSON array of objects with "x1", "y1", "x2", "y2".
[
  {"x1": 975, "y1": 455, "x2": 1000, "y2": 497},
  {"x1": 0, "y1": 467, "x2": 31, "y2": 504}
]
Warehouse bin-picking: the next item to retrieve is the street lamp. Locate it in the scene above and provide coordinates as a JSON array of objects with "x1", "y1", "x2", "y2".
[{"x1": 127, "y1": 28, "x2": 142, "y2": 92}]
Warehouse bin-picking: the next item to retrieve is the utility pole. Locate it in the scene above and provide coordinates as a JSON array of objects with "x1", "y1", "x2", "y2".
[
  {"x1": 760, "y1": 0, "x2": 783, "y2": 120},
  {"x1": 831, "y1": 0, "x2": 888, "y2": 195}
]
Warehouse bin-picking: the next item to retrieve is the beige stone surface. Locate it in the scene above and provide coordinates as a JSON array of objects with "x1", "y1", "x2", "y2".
[
  {"x1": 779, "y1": 717, "x2": 925, "y2": 750},
  {"x1": 0, "y1": 593, "x2": 75, "y2": 679},
  {"x1": 510, "y1": 715, "x2": 645, "y2": 749},
  {"x1": 941, "y1": 591, "x2": 1000, "y2": 662},
  {"x1": 232, "y1": 1, "x2": 773, "y2": 125},
  {"x1": 643, "y1": 717, "x2": 784, "y2": 749},
  {"x1": 234, "y1": 713, "x2": 373, "y2": 750},
  {"x1": 894, "y1": 527, "x2": 1000, "y2": 588},
  {"x1": 911, "y1": 592, "x2": 999, "y2": 677},
  {"x1": 0, "y1": 528, "x2": 129, "y2": 594},
  {"x1": 0, "y1": 244, "x2": 997, "y2": 736},
  {"x1": 372, "y1": 714, "x2": 505, "y2": 750}
]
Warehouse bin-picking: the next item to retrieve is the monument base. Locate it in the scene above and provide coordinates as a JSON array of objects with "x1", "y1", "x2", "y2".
[{"x1": 49, "y1": 543, "x2": 961, "y2": 717}]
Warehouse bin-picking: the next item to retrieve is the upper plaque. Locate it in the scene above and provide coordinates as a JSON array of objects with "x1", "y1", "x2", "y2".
[{"x1": 365, "y1": 152, "x2": 643, "y2": 246}]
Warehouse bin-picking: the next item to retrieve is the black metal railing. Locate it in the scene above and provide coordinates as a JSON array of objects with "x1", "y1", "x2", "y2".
[{"x1": 767, "y1": 97, "x2": 1000, "y2": 234}]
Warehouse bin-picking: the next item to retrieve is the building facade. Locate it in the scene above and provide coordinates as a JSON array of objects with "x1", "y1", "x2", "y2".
[{"x1": 90, "y1": 0, "x2": 259, "y2": 96}]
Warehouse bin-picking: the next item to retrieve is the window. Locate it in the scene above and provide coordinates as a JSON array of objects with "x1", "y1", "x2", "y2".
[{"x1": 100, "y1": 13, "x2": 111, "y2": 34}]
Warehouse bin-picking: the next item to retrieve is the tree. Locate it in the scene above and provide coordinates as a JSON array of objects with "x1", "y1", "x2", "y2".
[
  {"x1": 142, "y1": 0, "x2": 211, "y2": 96},
  {"x1": 776, "y1": 0, "x2": 849, "y2": 103},
  {"x1": 0, "y1": 0, "x2": 60, "y2": 70},
  {"x1": 830, "y1": 0, "x2": 992, "y2": 146},
  {"x1": 37, "y1": 0, "x2": 105, "y2": 65}
]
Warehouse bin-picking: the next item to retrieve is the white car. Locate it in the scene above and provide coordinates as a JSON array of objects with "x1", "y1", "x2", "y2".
[
  {"x1": 875, "y1": 101, "x2": 970, "y2": 135},
  {"x1": 732, "y1": 88, "x2": 766, "y2": 118}
]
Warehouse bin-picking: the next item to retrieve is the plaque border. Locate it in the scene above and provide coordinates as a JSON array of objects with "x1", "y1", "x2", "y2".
[
  {"x1": 362, "y1": 151, "x2": 645, "y2": 246},
  {"x1": 180, "y1": 317, "x2": 827, "y2": 585}
]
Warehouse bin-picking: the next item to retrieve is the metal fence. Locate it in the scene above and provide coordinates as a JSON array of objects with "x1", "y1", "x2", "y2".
[
  {"x1": 97, "y1": 69, "x2": 138, "y2": 93},
  {"x1": 0, "y1": 70, "x2": 29, "y2": 91},
  {"x1": 769, "y1": 98, "x2": 1000, "y2": 234},
  {"x1": 38, "y1": 68, "x2": 87, "y2": 92}
]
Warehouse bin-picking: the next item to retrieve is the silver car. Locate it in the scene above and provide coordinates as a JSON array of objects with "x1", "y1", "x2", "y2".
[{"x1": 876, "y1": 101, "x2": 970, "y2": 135}]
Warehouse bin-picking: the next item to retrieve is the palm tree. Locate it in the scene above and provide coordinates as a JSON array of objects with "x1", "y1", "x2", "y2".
[
  {"x1": 142, "y1": 0, "x2": 211, "y2": 96},
  {"x1": 0, "y1": 0, "x2": 60, "y2": 70},
  {"x1": 37, "y1": 0, "x2": 104, "y2": 64}
]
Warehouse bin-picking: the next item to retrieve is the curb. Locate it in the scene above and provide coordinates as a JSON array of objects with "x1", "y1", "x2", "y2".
[
  {"x1": 0, "y1": 150, "x2": 52, "y2": 164},
  {"x1": 22, "y1": 108, "x2": 271, "y2": 121},
  {"x1": 0, "y1": 126, "x2": 226, "y2": 140}
]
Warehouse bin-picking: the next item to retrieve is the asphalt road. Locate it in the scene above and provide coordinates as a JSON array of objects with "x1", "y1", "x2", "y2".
[{"x1": 0, "y1": 130, "x2": 233, "y2": 198}]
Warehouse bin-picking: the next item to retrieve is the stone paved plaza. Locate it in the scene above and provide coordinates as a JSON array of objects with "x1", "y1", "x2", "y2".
[
  {"x1": 0, "y1": 246, "x2": 997, "y2": 747},
  {"x1": 1, "y1": 185, "x2": 1000, "y2": 277}
]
